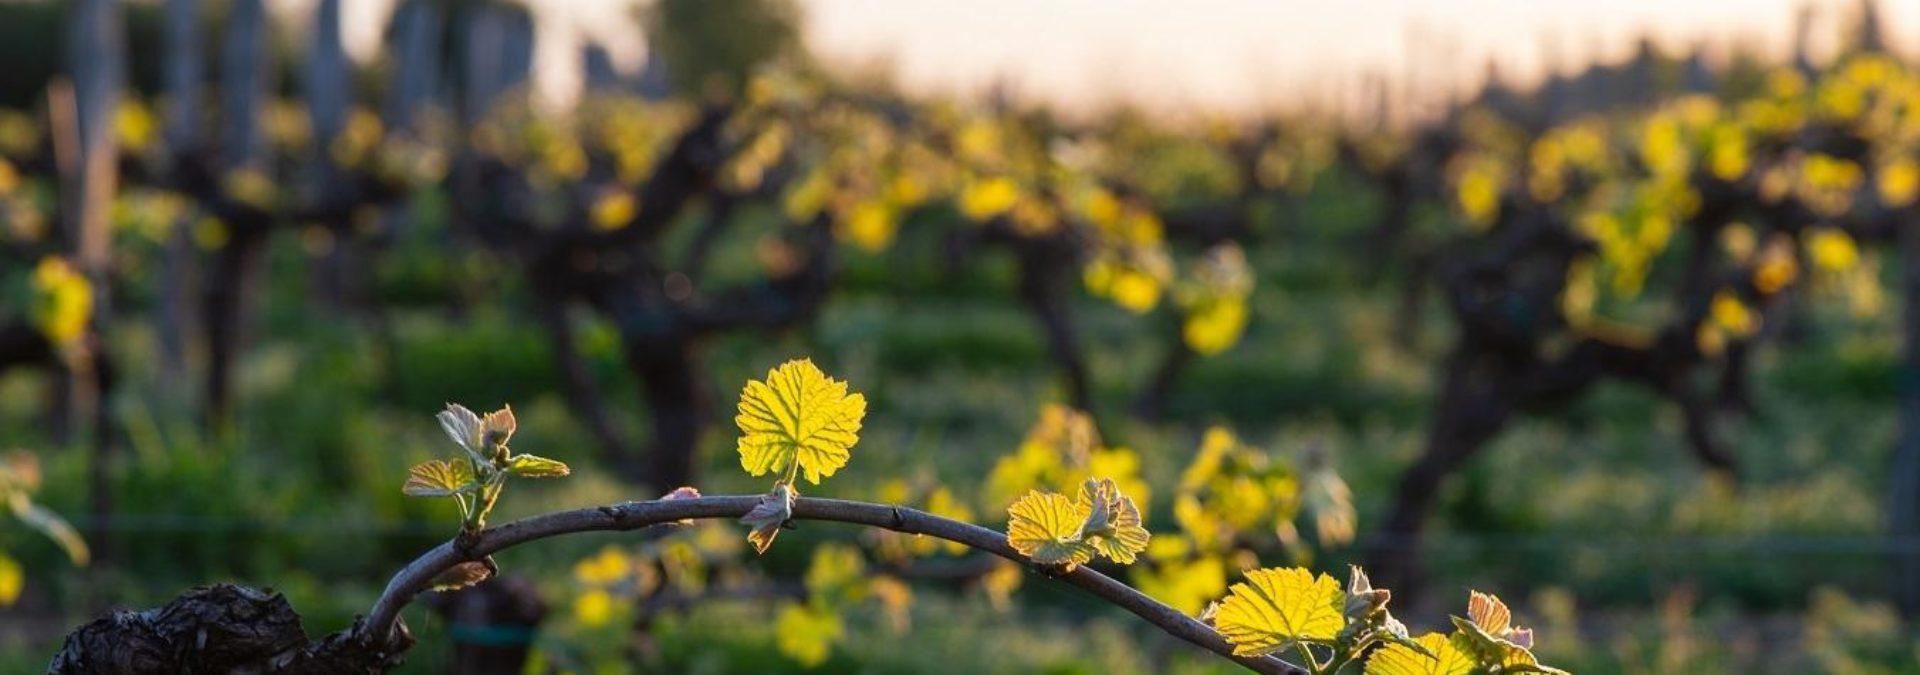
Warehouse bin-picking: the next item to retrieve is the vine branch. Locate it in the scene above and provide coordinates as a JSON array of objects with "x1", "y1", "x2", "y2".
[{"x1": 359, "y1": 495, "x2": 1305, "y2": 675}]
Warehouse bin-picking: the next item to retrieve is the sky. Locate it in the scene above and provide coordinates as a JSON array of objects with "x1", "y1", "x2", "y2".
[{"x1": 271, "y1": 0, "x2": 1919, "y2": 115}]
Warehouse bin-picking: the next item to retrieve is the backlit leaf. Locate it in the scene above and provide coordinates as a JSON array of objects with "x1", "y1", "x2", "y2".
[
  {"x1": 736, "y1": 359, "x2": 866, "y2": 485},
  {"x1": 403, "y1": 459, "x2": 477, "y2": 497},
  {"x1": 1214, "y1": 567, "x2": 1346, "y2": 657},
  {"x1": 1345, "y1": 565, "x2": 1390, "y2": 621},
  {"x1": 1451, "y1": 615, "x2": 1566, "y2": 673},
  {"x1": 507, "y1": 454, "x2": 570, "y2": 478},
  {"x1": 1005, "y1": 491, "x2": 1095, "y2": 568},
  {"x1": 480, "y1": 405, "x2": 517, "y2": 451},
  {"x1": 1467, "y1": 590, "x2": 1512, "y2": 636},
  {"x1": 1450, "y1": 591, "x2": 1564, "y2": 674},
  {"x1": 1364, "y1": 632, "x2": 1473, "y2": 675},
  {"x1": 436, "y1": 404, "x2": 486, "y2": 464},
  {"x1": 1075, "y1": 478, "x2": 1150, "y2": 564}
]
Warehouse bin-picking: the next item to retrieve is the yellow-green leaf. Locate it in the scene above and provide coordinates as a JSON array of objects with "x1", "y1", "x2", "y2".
[
  {"x1": 1365, "y1": 633, "x2": 1473, "y2": 675},
  {"x1": 775, "y1": 602, "x2": 844, "y2": 667},
  {"x1": 1450, "y1": 615, "x2": 1564, "y2": 674},
  {"x1": 1006, "y1": 490, "x2": 1095, "y2": 568},
  {"x1": 1076, "y1": 478, "x2": 1150, "y2": 564},
  {"x1": 507, "y1": 454, "x2": 570, "y2": 478},
  {"x1": 1214, "y1": 567, "x2": 1346, "y2": 657},
  {"x1": 736, "y1": 359, "x2": 866, "y2": 485},
  {"x1": 403, "y1": 459, "x2": 477, "y2": 497}
]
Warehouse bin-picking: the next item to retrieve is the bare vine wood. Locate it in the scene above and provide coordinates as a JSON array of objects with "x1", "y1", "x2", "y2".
[{"x1": 359, "y1": 495, "x2": 1307, "y2": 675}]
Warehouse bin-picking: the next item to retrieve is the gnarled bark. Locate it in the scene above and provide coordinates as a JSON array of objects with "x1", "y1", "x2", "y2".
[{"x1": 49, "y1": 584, "x2": 412, "y2": 675}]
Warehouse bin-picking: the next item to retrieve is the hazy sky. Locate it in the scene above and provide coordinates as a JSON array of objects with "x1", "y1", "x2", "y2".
[{"x1": 279, "y1": 0, "x2": 1917, "y2": 114}]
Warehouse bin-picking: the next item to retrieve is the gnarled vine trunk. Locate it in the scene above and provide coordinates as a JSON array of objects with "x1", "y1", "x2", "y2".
[{"x1": 49, "y1": 585, "x2": 410, "y2": 674}]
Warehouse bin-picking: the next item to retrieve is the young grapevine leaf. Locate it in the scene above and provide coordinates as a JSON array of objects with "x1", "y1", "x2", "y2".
[
  {"x1": 741, "y1": 484, "x2": 796, "y2": 554},
  {"x1": 436, "y1": 404, "x2": 489, "y2": 466},
  {"x1": 1214, "y1": 567, "x2": 1346, "y2": 657},
  {"x1": 1075, "y1": 478, "x2": 1150, "y2": 564},
  {"x1": 1345, "y1": 565, "x2": 1391, "y2": 620},
  {"x1": 479, "y1": 405, "x2": 517, "y2": 453},
  {"x1": 403, "y1": 459, "x2": 477, "y2": 497},
  {"x1": 1449, "y1": 591, "x2": 1567, "y2": 674},
  {"x1": 1449, "y1": 616, "x2": 1565, "y2": 674},
  {"x1": 415, "y1": 402, "x2": 562, "y2": 533},
  {"x1": 507, "y1": 454, "x2": 571, "y2": 478},
  {"x1": 1466, "y1": 591, "x2": 1516, "y2": 641},
  {"x1": 1363, "y1": 632, "x2": 1473, "y2": 675},
  {"x1": 1006, "y1": 491, "x2": 1096, "y2": 568},
  {"x1": 736, "y1": 358, "x2": 867, "y2": 485}
]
